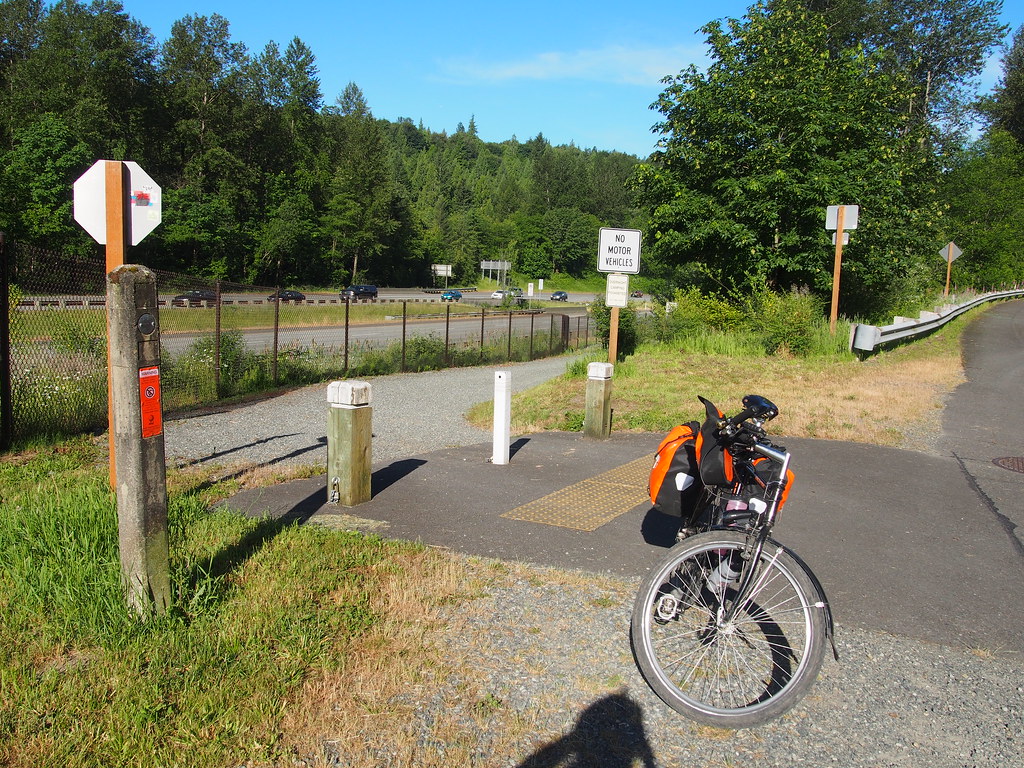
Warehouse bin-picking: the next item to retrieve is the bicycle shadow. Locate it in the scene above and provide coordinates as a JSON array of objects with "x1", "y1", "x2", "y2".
[
  {"x1": 516, "y1": 691, "x2": 656, "y2": 768},
  {"x1": 640, "y1": 507, "x2": 680, "y2": 549}
]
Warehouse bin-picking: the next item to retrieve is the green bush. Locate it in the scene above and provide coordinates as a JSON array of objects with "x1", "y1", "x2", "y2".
[
  {"x1": 668, "y1": 287, "x2": 745, "y2": 336},
  {"x1": 634, "y1": 285, "x2": 852, "y2": 359},
  {"x1": 11, "y1": 361, "x2": 107, "y2": 439},
  {"x1": 590, "y1": 297, "x2": 639, "y2": 360},
  {"x1": 745, "y1": 287, "x2": 825, "y2": 356}
]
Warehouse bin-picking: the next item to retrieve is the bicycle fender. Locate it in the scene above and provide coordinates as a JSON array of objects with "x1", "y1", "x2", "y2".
[{"x1": 779, "y1": 543, "x2": 840, "y2": 662}]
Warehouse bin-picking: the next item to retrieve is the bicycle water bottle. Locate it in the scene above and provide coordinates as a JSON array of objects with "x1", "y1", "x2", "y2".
[{"x1": 706, "y1": 556, "x2": 740, "y2": 591}]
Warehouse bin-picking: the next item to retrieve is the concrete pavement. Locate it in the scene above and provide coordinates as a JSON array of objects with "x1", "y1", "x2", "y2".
[{"x1": 220, "y1": 300, "x2": 1024, "y2": 655}]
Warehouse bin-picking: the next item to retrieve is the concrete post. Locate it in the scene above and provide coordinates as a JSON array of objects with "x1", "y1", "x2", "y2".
[
  {"x1": 584, "y1": 362, "x2": 613, "y2": 439},
  {"x1": 107, "y1": 265, "x2": 171, "y2": 617},
  {"x1": 327, "y1": 380, "x2": 372, "y2": 506},
  {"x1": 492, "y1": 370, "x2": 511, "y2": 465}
]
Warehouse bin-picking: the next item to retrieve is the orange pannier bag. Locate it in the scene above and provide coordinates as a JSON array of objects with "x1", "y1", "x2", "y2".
[{"x1": 648, "y1": 421, "x2": 703, "y2": 517}]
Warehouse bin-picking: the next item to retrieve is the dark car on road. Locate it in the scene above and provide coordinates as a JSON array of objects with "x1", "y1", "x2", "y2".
[
  {"x1": 341, "y1": 284, "x2": 378, "y2": 300},
  {"x1": 173, "y1": 289, "x2": 217, "y2": 304},
  {"x1": 440, "y1": 289, "x2": 462, "y2": 302},
  {"x1": 268, "y1": 289, "x2": 306, "y2": 301},
  {"x1": 550, "y1": 291, "x2": 568, "y2": 301}
]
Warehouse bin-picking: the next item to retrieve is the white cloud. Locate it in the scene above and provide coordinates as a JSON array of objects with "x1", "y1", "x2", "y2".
[{"x1": 438, "y1": 44, "x2": 707, "y2": 86}]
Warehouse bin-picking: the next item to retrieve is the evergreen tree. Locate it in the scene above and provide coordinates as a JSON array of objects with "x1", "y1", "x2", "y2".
[
  {"x1": 941, "y1": 129, "x2": 1024, "y2": 287},
  {"x1": 988, "y1": 25, "x2": 1024, "y2": 144},
  {"x1": 634, "y1": 0, "x2": 943, "y2": 319},
  {"x1": 322, "y1": 83, "x2": 407, "y2": 284}
]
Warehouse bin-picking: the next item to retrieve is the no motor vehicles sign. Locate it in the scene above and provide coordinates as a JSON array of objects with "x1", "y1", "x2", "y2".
[{"x1": 597, "y1": 227, "x2": 641, "y2": 274}]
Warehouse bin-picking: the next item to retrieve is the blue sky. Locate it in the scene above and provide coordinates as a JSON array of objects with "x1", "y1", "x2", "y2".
[{"x1": 118, "y1": 0, "x2": 1023, "y2": 158}]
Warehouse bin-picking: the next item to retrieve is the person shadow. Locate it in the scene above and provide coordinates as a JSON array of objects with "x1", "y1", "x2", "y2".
[{"x1": 516, "y1": 691, "x2": 657, "y2": 768}]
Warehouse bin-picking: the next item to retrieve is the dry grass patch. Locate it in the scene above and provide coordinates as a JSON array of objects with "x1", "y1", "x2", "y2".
[
  {"x1": 275, "y1": 549, "x2": 491, "y2": 765},
  {"x1": 471, "y1": 320, "x2": 967, "y2": 450},
  {"x1": 272, "y1": 556, "x2": 644, "y2": 767}
]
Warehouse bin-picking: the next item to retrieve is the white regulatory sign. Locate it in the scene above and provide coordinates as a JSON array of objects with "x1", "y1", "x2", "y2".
[
  {"x1": 598, "y1": 227, "x2": 642, "y2": 274},
  {"x1": 605, "y1": 274, "x2": 629, "y2": 308}
]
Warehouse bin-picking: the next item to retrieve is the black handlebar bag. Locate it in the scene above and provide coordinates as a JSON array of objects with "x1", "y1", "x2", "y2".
[{"x1": 695, "y1": 396, "x2": 735, "y2": 486}]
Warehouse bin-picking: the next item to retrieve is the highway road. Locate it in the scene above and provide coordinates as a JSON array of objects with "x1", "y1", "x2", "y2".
[{"x1": 159, "y1": 305, "x2": 591, "y2": 356}]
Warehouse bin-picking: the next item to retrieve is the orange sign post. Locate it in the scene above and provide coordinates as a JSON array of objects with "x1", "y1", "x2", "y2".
[
  {"x1": 73, "y1": 160, "x2": 162, "y2": 486},
  {"x1": 825, "y1": 205, "x2": 859, "y2": 335}
]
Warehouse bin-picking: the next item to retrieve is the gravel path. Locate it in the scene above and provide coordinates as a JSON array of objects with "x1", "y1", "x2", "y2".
[
  {"x1": 164, "y1": 355, "x2": 576, "y2": 469},
  {"x1": 423, "y1": 562, "x2": 1023, "y2": 768},
  {"x1": 164, "y1": 357, "x2": 1023, "y2": 767}
]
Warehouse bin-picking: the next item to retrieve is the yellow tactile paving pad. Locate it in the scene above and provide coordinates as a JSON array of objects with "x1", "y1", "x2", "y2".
[{"x1": 501, "y1": 455, "x2": 651, "y2": 531}]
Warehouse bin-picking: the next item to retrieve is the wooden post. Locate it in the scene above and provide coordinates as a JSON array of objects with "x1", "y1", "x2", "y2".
[
  {"x1": 326, "y1": 381, "x2": 372, "y2": 506},
  {"x1": 608, "y1": 305, "x2": 621, "y2": 362},
  {"x1": 829, "y1": 206, "x2": 846, "y2": 336},
  {"x1": 104, "y1": 161, "x2": 128, "y2": 273},
  {"x1": 107, "y1": 265, "x2": 171, "y2": 617},
  {"x1": 585, "y1": 362, "x2": 613, "y2": 439},
  {"x1": 105, "y1": 161, "x2": 129, "y2": 488},
  {"x1": 944, "y1": 244, "x2": 953, "y2": 297}
]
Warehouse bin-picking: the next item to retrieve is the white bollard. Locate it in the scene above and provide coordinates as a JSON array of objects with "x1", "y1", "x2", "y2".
[{"x1": 492, "y1": 370, "x2": 511, "y2": 465}]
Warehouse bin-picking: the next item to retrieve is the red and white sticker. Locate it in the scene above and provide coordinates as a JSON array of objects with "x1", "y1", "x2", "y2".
[{"x1": 138, "y1": 366, "x2": 162, "y2": 438}]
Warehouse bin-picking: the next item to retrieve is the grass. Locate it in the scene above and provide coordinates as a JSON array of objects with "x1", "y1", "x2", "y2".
[
  {"x1": 0, "y1": 437, "x2": 481, "y2": 767},
  {"x1": 12, "y1": 301, "x2": 484, "y2": 344},
  {"x1": 0, "y1": 307, "x2": 982, "y2": 766},
  {"x1": 467, "y1": 314, "x2": 969, "y2": 448}
]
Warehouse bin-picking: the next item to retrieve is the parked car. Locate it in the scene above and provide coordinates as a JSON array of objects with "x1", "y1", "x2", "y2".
[
  {"x1": 268, "y1": 289, "x2": 306, "y2": 301},
  {"x1": 631, "y1": 290, "x2": 644, "y2": 298},
  {"x1": 440, "y1": 289, "x2": 462, "y2": 302},
  {"x1": 341, "y1": 284, "x2": 378, "y2": 300},
  {"x1": 491, "y1": 289, "x2": 508, "y2": 299},
  {"x1": 510, "y1": 287, "x2": 523, "y2": 297},
  {"x1": 173, "y1": 289, "x2": 217, "y2": 303},
  {"x1": 550, "y1": 291, "x2": 568, "y2": 301}
]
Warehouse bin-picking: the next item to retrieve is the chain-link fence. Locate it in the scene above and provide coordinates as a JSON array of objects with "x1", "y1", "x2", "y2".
[{"x1": 1, "y1": 235, "x2": 593, "y2": 448}]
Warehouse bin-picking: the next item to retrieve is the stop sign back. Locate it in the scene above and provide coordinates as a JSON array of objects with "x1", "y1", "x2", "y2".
[{"x1": 74, "y1": 160, "x2": 162, "y2": 246}]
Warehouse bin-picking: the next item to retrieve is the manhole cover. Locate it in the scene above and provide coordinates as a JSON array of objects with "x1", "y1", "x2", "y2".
[{"x1": 993, "y1": 457, "x2": 1024, "y2": 474}]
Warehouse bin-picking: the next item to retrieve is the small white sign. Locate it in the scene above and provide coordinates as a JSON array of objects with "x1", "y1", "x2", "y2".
[
  {"x1": 527, "y1": 282, "x2": 534, "y2": 297},
  {"x1": 598, "y1": 227, "x2": 642, "y2": 274},
  {"x1": 831, "y1": 232, "x2": 850, "y2": 246},
  {"x1": 605, "y1": 273, "x2": 629, "y2": 308},
  {"x1": 825, "y1": 205, "x2": 859, "y2": 231}
]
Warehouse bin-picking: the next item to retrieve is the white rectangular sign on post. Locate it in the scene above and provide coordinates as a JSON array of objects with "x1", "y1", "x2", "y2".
[
  {"x1": 825, "y1": 205, "x2": 859, "y2": 231},
  {"x1": 605, "y1": 273, "x2": 629, "y2": 308},
  {"x1": 598, "y1": 227, "x2": 642, "y2": 274}
]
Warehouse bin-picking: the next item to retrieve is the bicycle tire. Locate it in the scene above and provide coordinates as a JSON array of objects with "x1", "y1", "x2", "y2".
[{"x1": 630, "y1": 531, "x2": 827, "y2": 728}]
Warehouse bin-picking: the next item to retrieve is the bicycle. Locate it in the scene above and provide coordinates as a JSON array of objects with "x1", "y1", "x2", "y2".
[{"x1": 630, "y1": 394, "x2": 838, "y2": 728}]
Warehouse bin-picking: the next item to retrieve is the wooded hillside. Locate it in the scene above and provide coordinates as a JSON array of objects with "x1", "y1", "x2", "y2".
[{"x1": 0, "y1": 1, "x2": 641, "y2": 288}]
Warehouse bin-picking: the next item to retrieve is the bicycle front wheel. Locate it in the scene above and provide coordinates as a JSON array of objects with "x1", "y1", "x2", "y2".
[{"x1": 630, "y1": 531, "x2": 827, "y2": 728}]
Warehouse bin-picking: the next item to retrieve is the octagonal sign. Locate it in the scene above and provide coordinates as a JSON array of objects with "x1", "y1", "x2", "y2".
[{"x1": 74, "y1": 160, "x2": 162, "y2": 246}]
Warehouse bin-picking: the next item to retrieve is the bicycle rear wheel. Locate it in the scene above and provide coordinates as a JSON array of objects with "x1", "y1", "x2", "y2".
[{"x1": 630, "y1": 531, "x2": 827, "y2": 728}]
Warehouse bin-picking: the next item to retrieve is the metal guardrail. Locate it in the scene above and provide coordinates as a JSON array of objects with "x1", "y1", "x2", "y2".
[{"x1": 851, "y1": 288, "x2": 1024, "y2": 353}]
